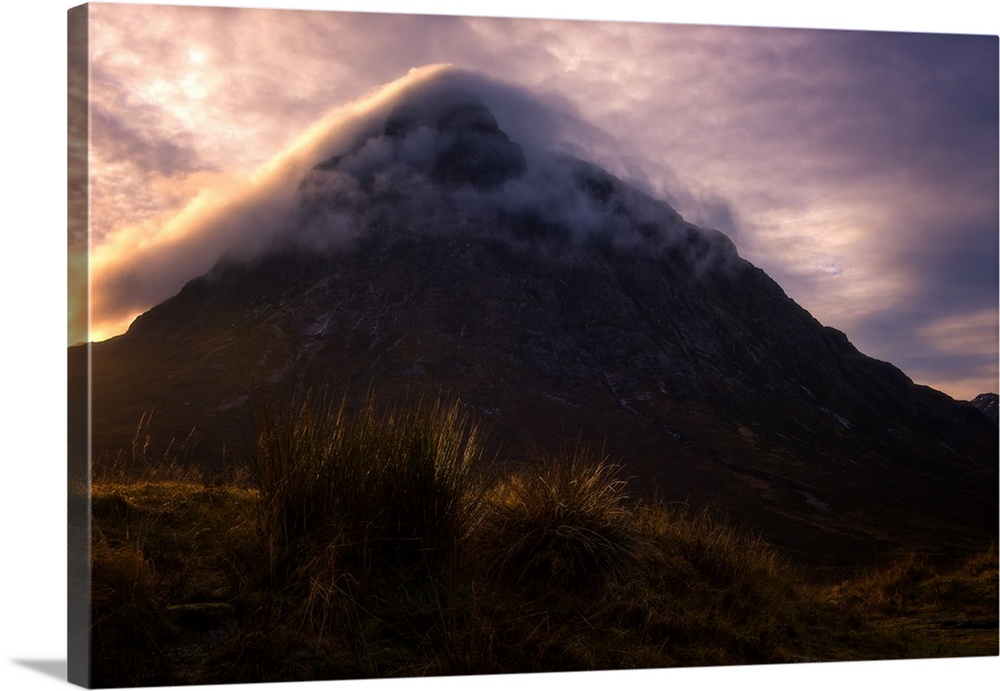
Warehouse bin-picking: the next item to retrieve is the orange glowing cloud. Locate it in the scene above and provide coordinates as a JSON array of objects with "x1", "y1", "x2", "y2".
[{"x1": 87, "y1": 64, "x2": 491, "y2": 342}]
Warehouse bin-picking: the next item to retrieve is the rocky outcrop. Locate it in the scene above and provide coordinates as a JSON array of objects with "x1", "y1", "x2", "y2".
[{"x1": 971, "y1": 393, "x2": 998, "y2": 425}]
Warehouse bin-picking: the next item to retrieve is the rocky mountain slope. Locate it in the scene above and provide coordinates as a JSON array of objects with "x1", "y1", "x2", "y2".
[
  {"x1": 972, "y1": 393, "x2": 998, "y2": 425},
  {"x1": 70, "y1": 74, "x2": 997, "y2": 570}
]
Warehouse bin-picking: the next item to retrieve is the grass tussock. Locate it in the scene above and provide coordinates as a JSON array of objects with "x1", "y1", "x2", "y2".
[
  {"x1": 474, "y1": 450, "x2": 636, "y2": 592},
  {"x1": 250, "y1": 392, "x2": 485, "y2": 583},
  {"x1": 828, "y1": 545, "x2": 999, "y2": 616},
  {"x1": 87, "y1": 394, "x2": 1000, "y2": 686}
]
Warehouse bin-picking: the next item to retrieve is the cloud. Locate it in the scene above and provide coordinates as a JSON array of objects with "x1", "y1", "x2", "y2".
[
  {"x1": 88, "y1": 62, "x2": 748, "y2": 342},
  {"x1": 86, "y1": 65, "x2": 591, "y2": 339},
  {"x1": 90, "y1": 105, "x2": 206, "y2": 179},
  {"x1": 86, "y1": 64, "x2": 441, "y2": 338}
]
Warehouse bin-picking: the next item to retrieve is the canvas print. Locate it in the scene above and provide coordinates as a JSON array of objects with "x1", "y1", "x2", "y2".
[{"x1": 67, "y1": 2, "x2": 999, "y2": 688}]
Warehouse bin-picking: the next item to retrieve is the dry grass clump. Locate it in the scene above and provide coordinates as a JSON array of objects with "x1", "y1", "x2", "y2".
[
  {"x1": 250, "y1": 392, "x2": 486, "y2": 584},
  {"x1": 829, "y1": 553, "x2": 936, "y2": 612},
  {"x1": 473, "y1": 450, "x2": 637, "y2": 592},
  {"x1": 620, "y1": 503, "x2": 807, "y2": 665},
  {"x1": 828, "y1": 544, "x2": 999, "y2": 616},
  {"x1": 638, "y1": 504, "x2": 789, "y2": 592}
]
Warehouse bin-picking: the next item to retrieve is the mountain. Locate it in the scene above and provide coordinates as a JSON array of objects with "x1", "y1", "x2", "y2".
[
  {"x1": 69, "y1": 71, "x2": 997, "y2": 572},
  {"x1": 972, "y1": 393, "x2": 998, "y2": 425}
]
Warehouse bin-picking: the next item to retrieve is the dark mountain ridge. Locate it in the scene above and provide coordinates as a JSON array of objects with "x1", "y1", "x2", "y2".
[
  {"x1": 972, "y1": 392, "x2": 999, "y2": 425},
  {"x1": 71, "y1": 77, "x2": 997, "y2": 571}
]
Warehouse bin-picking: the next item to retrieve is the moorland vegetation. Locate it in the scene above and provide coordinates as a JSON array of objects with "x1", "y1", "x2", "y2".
[{"x1": 84, "y1": 394, "x2": 998, "y2": 686}]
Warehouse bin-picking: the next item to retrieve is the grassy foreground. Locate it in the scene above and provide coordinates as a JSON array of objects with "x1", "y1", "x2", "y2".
[{"x1": 86, "y1": 397, "x2": 998, "y2": 687}]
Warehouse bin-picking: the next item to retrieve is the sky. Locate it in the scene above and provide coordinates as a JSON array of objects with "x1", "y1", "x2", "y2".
[{"x1": 74, "y1": 0, "x2": 998, "y2": 405}]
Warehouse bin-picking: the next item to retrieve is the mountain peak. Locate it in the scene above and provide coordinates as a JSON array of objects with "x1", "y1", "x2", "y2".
[
  {"x1": 383, "y1": 87, "x2": 499, "y2": 138},
  {"x1": 313, "y1": 81, "x2": 526, "y2": 190},
  {"x1": 291, "y1": 71, "x2": 740, "y2": 273},
  {"x1": 971, "y1": 392, "x2": 998, "y2": 425}
]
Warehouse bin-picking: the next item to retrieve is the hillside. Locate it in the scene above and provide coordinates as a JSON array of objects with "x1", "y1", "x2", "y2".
[{"x1": 83, "y1": 398, "x2": 998, "y2": 686}]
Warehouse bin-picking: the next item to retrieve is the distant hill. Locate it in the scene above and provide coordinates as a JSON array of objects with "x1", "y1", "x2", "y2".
[{"x1": 972, "y1": 393, "x2": 999, "y2": 425}]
